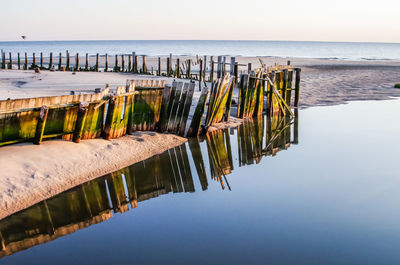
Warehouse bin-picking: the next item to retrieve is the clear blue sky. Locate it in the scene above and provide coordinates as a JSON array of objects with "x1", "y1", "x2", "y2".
[{"x1": 1, "y1": 0, "x2": 399, "y2": 42}]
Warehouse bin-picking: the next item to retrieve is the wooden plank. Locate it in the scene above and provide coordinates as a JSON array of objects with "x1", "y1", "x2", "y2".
[
  {"x1": 224, "y1": 76, "x2": 235, "y2": 121},
  {"x1": 73, "y1": 102, "x2": 89, "y2": 143},
  {"x1": 187, "y1": 87, "x2": 208, "y2": 137},
  {"x1": 103, "y1": 97, "x2": 116, "y2": 140},
  {"x1": 33, "y1": 106, "x2": 49, "y2": 145},
  {"x1": 178, "y1": 82, "x2": 195, "y2": 136},
  {"x1": 158, "y1": 85, "x2": 172, "y2": 132},
  {"x1": 167, "y1": 82, "x2": 184, "y2": 132}
]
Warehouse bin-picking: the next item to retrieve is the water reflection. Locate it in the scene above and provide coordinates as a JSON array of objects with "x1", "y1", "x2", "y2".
[{"x1": 0, "y1": 113, "x2": 298, "y2": 258}]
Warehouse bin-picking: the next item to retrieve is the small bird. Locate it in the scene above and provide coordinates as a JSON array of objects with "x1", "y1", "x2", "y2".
[{"x1": 21, "y1": 35, "x2": 27, "y2": 40}]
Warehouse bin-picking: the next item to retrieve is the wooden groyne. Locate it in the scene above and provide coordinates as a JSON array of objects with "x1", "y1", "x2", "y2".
[{"x1": 0, "y1": 113, "x2": 298, "y2": 257}]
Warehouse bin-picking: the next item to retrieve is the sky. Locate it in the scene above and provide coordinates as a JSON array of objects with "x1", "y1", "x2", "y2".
[{"x1": 1, "y1": 0, "x2": 400, "y2": 43}]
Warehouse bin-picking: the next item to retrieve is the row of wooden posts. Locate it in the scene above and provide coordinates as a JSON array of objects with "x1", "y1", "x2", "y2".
[
  {"x1": 0, "y1": 111, "x2": 298, "y2": 257},
  {"x1": 1, "y1": 51, "x2": 249, "y2": 82}
]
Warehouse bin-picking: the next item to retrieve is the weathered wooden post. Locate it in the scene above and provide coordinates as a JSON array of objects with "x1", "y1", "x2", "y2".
[
  {"x1": 32, "y1": 52, "x2": 36, "y2": 68},
  {"x1": 1, "y1": 52, "x2": 5, "y2": 69},
  {"x1": 133, "y1": 55, "x2": 138, "y2": 73},
  {"x1": 248, "y1": 63, "x2": 252, "y2": 73},
  {"x1": 49, "y1": 52, "x2": 53, "y2": 69},
  {"x1": 210, "y1": 58, "x2": 214, "y2": 82},
  {"x1": 167, "y1": 57, "x2": 171, "y2": 77},
  {"x1": 217, "y1": 56, "x2": 222, "y2": 78},
  {"x1": 187, "y1": 59, "x2": 191, "y2": 79},
  {"x1": 17, "y1": 52, "x2": 21, "y2": 70},
  {"x1": 103, "y1": 97, "x2": 116, "y2": 140},
  {"x1": 115, "y1": 54, "x2": 119, "y2": 72},
  {"x1": 73, "y1": 102, "x2": 89, "y2": 143},
  {"x1": 95, "y1": 53, "x2": 99, "y2": 72},
  {"x1": 199, "y1": 59, "x2": 203, "y2": 90},
  {"x1": 294, "y1": 68, "x2": 301, "y2": 107},
  {"x1": 128, "y1": 55, "x2": 132, "y2": 72},
  {"x1": 234, "y1": 62, "x2": 238, "y2": 80},
  {"x1": 132, "y1": 52, "x2": 136, "y2": 73},
  {"x1": 33, "y1": 106, "x2": 49, "y2": 145},
  {"x1": 187, "y1": 87, "x2": 208, "y2": 137},
  {"x1": 8, "y1": 52, "x2": 12, "y2": 69},
  {"x1": 75, "y1": 53, "x2": 79, "y2": 71},
  {"x1": 40, "y1": 52, "x2": 43, "y2": 69},
  {"x1": 230, "y1": 57, "x2": 236, "y2": 75},
  {"x1": 282, "y1": 69, "x2": 288, "y2": 103},
  {"x1": 203, "y1": 55, "x2": 207, "y2": 80},
  {"x1": 58, "y1": 52, "x2": 62, "y2": 70},
  {"x1": 85, "y1": 53, "x2": 89, "y2": 71},
  {"x1": 142, "y1": 55, "x2": 147, "y2": 73},
  {"x1": 176, "y1": 58, "x2": 181, "y2": 78},
  {"x1": 122, "y1": 54, "x2": 125, "y2": 72},
  {"x1": 222, "y1": 56, "x2": 226, "y2": 76},
  {"x1": 105, "y1": 53, "x2": 108, "y2": 72},
  {"x1": 66, "y1": 51, "x2": 70, "y2": 70},
  {"x1": 24, "y1": 52, "x2": 28, "y2": 70},
  {"x1": 157, "y1": 57, "x2": 161, "y2": 76}
]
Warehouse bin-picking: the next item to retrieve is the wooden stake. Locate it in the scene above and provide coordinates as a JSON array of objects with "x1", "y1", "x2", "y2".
[
  {"x1": 33, "y1": 106, "x2": 49, "y2": 145},
  {"x1": 58, "y1": 52, "x2": 62, "y2": 70},
  {"x1": 32, "y1": 52, "x2": 36, "y2": 68},
  {"x1": 176, "y1": 58, "x2": 181, "y2": 78},
  {"x1": 157, "y1": 57, "x2": 161, "y2": 76},
  {"x1": 105, "y1": 54, "x2": 108, "y2": 72},
  {"x1": 103, "y1": 97, "x2": 116, "y2": 140},
  {"x1": 75, "y1": 53, "x2": 79, "y2": 71},
  {"x1": 8, "y1": 52, "x2": 12, "y2": 69},
  {"x1": 49, "y1": 52, "x2": 53, "y2": 69},
  {"x1": 167, "y1": 57, "x2": 171, "y2": 77},
  {"x1": 248, "y1": 63, "x2": 252, "y2": 73},
  {"x1": 187, "y1": 59, "x2": 191, "y2": 79},
  {"x1": 66, "y1": 51, "x2": 70, "y2": 70},
  {"x1": 142, "y1": 55, "x2": 147, "y2": 73},
  {"x1": 40, "y1": 52, "x2": 43, "y2": 69},
  {"x1": 24, "y1": 52, "x2": 28, "y2": 70},
  {"x1": 1, "y1": 52, "x2": 5, "y2": 69},
  {"x1": 17, "y1": 52, "x2": 21, "y2": 69},
  {"x1": 128, "y1": 55, "x2": 132, "y2": 72},
  {"x1": 133, "y1": 55, "x2": 138, "y2": 73},
  {"x1": 73, "y1": 102, "x2": 89, "y2": 143},
  {"x1": 187, "y1": 87, "x2": 208, "y2": 137},
  {"x1": 122, "y1": 54, "x2": 125, "y2": 72},
  {"x1": 85, "y1": 53, "x2": 89, "y2": 71},
  {"x1": 115, "y1": 54, "x2": 119, "y2": 72},
  {"x1": 210, "y1": 58, "x2": 214, "y2": 81},
  {"x1": 199, "y1": 59, "x2": 203, "y2": 90},
  {"x1": 96, "y1": 53, "x2": 99, "y2": 72}
]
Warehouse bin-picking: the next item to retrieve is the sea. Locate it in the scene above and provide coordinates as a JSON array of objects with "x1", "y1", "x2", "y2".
[{"x1": 0, "y1": 40, "x2": 400, "y2": 60}]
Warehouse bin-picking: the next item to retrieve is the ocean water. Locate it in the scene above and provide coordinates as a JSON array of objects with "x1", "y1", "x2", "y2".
[
  {"x1": 1, "y1": 99, "x2": 400, "y2": 265},
  {"x1": 1, "y1": 40, "x2": 400, "y2": 60}
]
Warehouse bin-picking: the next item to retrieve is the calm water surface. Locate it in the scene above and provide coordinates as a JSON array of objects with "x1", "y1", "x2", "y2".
[{"x1": 1, "y1": 99, "x2": 400, "y2": 264}]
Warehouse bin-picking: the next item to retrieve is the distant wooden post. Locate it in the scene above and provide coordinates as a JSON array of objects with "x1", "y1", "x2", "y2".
[
  {"x1": 217, "y1": 56, "x2": 222, "y2": 78},
  {"x1": 8, "y1": 52, "x2": 12, "y2": 69},
  {"x1": 73, "y1": 102, "x2": 89, "y2": 143},
  {"x1": 230, "y1": 57, "x2": 236, "y2": 75},
  {"x1": 210, "y1": 58, "x2": 214, "y2": 81},
  {"x1": 294, "y1": 68, "x2": 301, "y2": 107},
  {"x1": 49, "y1": 52, "x2": 53, "y2": 69},
  {"x1": 1, "y1": 52, "x2": 5, "y2": 69},
  {"x1": 142, "y1": 55, "x2": 147, "y2": 73},
  {"x1": 33, "y1": 106, "x2": 49, "y2": 145},
  {"x1": 222, "y1": 56, "x2": 226, "y2": 76},
  {"x1": 122, "y1": 54, "x2": 125, "y2": 72},
  {"x1": 75, "y1": 53, "x2": 79, "y2": 71},
  {"x1": 17, "y1": 52, "x2": 21, "y2": 69},
  {"x1": 248, "y1": 63, "x2": 252, "y2": 73},
  {"x1": 105, "y1": 53, "x2": 108, "y2": 72},
  {"x1": 24, "y1": 52, "x2": 28, "y2": 70},
  {"x1": 187, "y1": 59, "x2": 192, "y2": 79},
  {"x1": 158, "y1": 57, "x2": 161, "y2": 76},
  {"x1": 66, "y1": 51, "x2": 70, "y2": 70},
  {"x1": 133, "y1": 55, "x2": 138, "y2": 73},
  {"x1": 203, "y1": 55, "x2": 207, "y2": 79},
  {"x1": 167, "y1": 57, "x2": 171, "y2": 77},
  {"x1": 85, "y1": 53, "x2": 89, "y2": 71},
  {"x1": 58, "y1": 52, "x2": 62, "y2": 70},
  {"x1": 176, "y1": 58, "x2": 181, "y2": 78},
  {"x1": 40, "y1": 52, "x2": 43, "y2": 69},
  {"x1": 132, "y1": 52, "x2": 136, "y2": 73},
  {"x1": 287, "y1": 60, "x2": 291, "y2": 65},
  {"x1": 128, "y1": 55, "x2": 132, "y2": 72},
  {"x1": 95, "y1": 53, "x2": 99, "y2": 72},
  {"x1": 234, "y1": 62, "x2": 238, "y2": 80},
  {"x1": 199, "y1": 59, "x2": 203, "y2": 90},
  {"x1": 32, "y1": 52, "x2": 36, "y2": 68}
]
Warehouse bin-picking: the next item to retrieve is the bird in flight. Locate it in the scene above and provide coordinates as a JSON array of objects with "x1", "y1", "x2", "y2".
[{"x1": 21, "y1": 35, "x2": 27, "y2": 40}]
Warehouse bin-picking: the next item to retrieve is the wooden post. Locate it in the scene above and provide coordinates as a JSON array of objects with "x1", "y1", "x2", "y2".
[
  {"x1": 75, "y1": 53, "x2": 79, "y2": 71},
  {"x1": 105, "y1": 53, "x2": 108, "y2": 72},
  {"x1": 187, "y1": 59, "x2": 191, "y2": 79},
  {"x1": 142, "y1": 55, "x2": 147, "y2": 73},
  {"x1": 24, "y1": 52, "x2": 28, "y2": 70},
  {"x1": 40, "y1": 52, "x2": 43, "y2": 69},
  {"x1": 49, "y1": 52, "x2": 53, "y2": 69},
  {"x1": 203, "y1": 55, "x2": 207, "y2": 80},
  {"x1": 85, "y1": 53, "x2": 89, "y2": 71},
  {"x1": 33, "y1": 106, "x2": 49, "y2": 145},
  {"x1": 287, "y1": 60, "x2": 291, "y2": 65},
  {"x1": 133, "y1": 55, "x2": 138, "y2": 73},
  {"x1": 187, "y1": 88, "x2": 208, "y2": 137},
  {"x1": 58, "y1": 52, "x2": 62, "y2": 70},
  {"x1": 95, "y1": 53, "x2": 99, "y2": 72},
  {"x1": 32, "y1": 52, "x2": 36, "y2": 68},
  {"x1": 128, "y1": 55, "x2": 132, "y2": 72},
  {"x1": 217, "y1": 56, "x2": 222, "y2": 78},
  {"x1": 8, "y1": 52, "x2": 12, "y2": 69},
  {"x1": 222, "y1": 56, "x2": 226, "y2": 76},
  {"x1": 176, "y1": 58, "x2": 181, "y2": 78},
  {"x1": 73, "y1": 102, "x2": 89, "y2": 143},
  {"x1": 294, "y1": 68, "x2": 301, "y2": 107},
  {"x1": 122, "y1": 54, "x2": 125, "y2": 72},
  {"x1": 167, "y1": 57, "x2": 171, "y2": 77},
  {"x1": 230, "y1": 57, "x2": 236, "y2": 75},
  {"x1": 66, "y1": 51, "x2": 70, "y2": 70},
  {"x1": 17, "y1": 52, "x2": 21, "y2": 70},
  {"x1": 234, "y1": 62, "x2": 238, "y2": 80},
  {"x1": 199, "y1": 59, "x2": 203, "y2": 90},
  {"x1": 103, "y1": 97, "x2": 116, "y2": 140},
  {"x1": 158, "y1": 57, "x2": 161, "y2": 76},
  {"x1": 115, "y1": 54, "x2": 119, "y2": 72},
  {"x1": 1, "y1": 52, "x2": 5, "y2": 69},
  {"x1": 210, "y1": 58, "x2": 214, "y2": 81},
  {"x1": 248, "y1": 63, "x2": 252, "y2": 73}
]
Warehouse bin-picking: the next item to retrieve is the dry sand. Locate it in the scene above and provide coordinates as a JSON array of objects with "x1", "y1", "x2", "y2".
[{"x1": 1, "y1": 57, "x2": 400, "y2": 219}]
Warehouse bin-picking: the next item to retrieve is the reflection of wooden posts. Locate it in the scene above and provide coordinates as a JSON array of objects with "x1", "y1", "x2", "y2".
[
  {"x1": 188, "y1": 139, "x2": 208, "y2": 190},
  {"x1": 17, "y1": 52, "x2": 21, "y2": 70},
  {"x1": 104, "y1": 54, "x2": 108, "y2": 72},
  {"x1": 224, "y1": 129, "x2": 234, "y2": 170},
  {"x1": 75, "y1": 53, "x2": 79, "y2": 71},
  {"x1": 33, "y1": 106, "x2": 49, "y2": 145},
  {"x1": 49, "y1": 52, "x2": 53, "y2": 69},
  {"x1": 94, "y1": 53, "x2": 99, "y2": 72},
  {"x1": 294, "y1": 68, "x2": 301, "y2": 107},
  {"x1": 73, "y1": 102, "x2": 89, "y2": 143},
  {"x1": 293, "y1": 109, "x2": 298, "y2": 144},
  {"x1": 178, "y1": 144, "x2": 195, "y2": 192}
]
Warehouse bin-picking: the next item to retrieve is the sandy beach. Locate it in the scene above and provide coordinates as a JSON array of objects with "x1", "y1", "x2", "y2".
[{"x1": 0, "y1": 57, "x2": 400, "y2": 219}]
